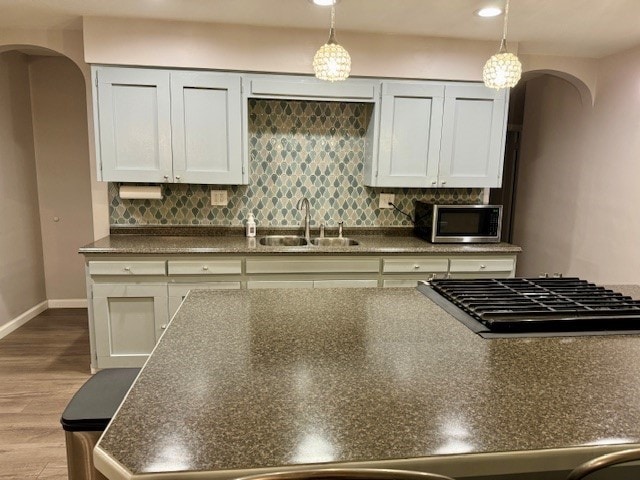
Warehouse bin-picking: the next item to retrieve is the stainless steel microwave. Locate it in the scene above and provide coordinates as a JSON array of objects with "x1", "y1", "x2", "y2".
[{"x1": 414, "y1": 201, "x2": 503, "y2": 243}]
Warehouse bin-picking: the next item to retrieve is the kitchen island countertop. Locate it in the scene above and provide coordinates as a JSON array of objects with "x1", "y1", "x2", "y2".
[
  {"x1": 95, "y1": 285, "x2": 640, "y2": 480},
  {"x1": 79, "y1": 234, "x2": 521, "y2": 255}
]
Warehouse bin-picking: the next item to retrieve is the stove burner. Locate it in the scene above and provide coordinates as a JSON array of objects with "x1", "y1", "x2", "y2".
[{"x1": 418, "y1": 278, "x2": 640, "y2": 338}]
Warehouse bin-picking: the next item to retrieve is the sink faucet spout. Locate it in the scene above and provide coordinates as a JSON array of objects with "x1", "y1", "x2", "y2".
[{"x1": 296, "y1": 197, "x2": 311, "y2": 242}]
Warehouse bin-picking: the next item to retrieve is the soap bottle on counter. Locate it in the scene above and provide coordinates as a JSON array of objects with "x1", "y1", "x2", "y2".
[{"x1": 246, "y1": 213, "x2": 256, "y2": 237}]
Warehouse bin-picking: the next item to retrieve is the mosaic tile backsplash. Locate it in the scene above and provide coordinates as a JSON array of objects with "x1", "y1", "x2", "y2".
[{"x1": 110, "y1": 100, "x2": 483, "y2": 227}]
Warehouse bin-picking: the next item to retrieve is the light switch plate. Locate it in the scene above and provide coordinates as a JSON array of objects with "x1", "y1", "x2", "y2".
[
  {"x1": 379, "y1": 193, "x2": 395, "y2": 209},
  {"x1": 210, "y1": 190, "x2": 228, "y2": 206}
]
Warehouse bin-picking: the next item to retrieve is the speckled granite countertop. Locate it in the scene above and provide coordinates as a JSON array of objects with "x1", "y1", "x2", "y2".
[
  {"x1": 80, "y1": 234, "x2": 521, "y2": 255},
  {"x1": 95, "y1": 286, "x2": 640, "y2": 480}
]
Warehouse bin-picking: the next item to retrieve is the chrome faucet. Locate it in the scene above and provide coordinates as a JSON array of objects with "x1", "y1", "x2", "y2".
[
  {"x1": 296, "y1": 197, "x2": 311, "y2": 241},
  {"x1": 338, "y1": 221, "x2": 344, "y2": 238}
]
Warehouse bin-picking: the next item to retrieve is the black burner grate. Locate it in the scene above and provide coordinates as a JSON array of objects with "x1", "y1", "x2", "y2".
[{"x1": 428, "y1": 278, "x2": 640, "y2": 333}]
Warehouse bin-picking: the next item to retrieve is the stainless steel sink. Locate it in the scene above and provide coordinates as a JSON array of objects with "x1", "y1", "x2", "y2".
[
  {"x1": 259, "y1": 235, "x2": 308, "y2": 246},
  {"x1": 310, "y1": 237, "x2": 359, "y2": 247}
]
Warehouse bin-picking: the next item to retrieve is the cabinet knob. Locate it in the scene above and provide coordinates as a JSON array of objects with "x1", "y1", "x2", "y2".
[
  {"x1": 431, "y1": 181, "x2": 437, "y2": 185},
  {"x1": 413, "y1": 265, "x2": 420, "y2": 270},
  {"x1": 202, "y1": 265, "x2": 209, "y2": 271},
  {"x1": 480, "y1": 264, "x2": 486, "y2": 269},
  {"x1": 124, "y1": 266, "x2": 131, "y2": 272},
  {"x1": 175, "y1": 175, "x2": 181, "y2": 180},
  {"x1": 441, "y1": 181, "x2": 447, "y2": 186},
  {"x1": 163, "y1": 175, "x2": 169, "y2": 180},
  {"x1": 161, "y1": 324, "x2": 167, "y2": 330}
]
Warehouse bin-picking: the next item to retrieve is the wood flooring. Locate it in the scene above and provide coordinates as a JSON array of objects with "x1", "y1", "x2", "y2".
[{"x1": 0, "y1": 308, "x2": 91, "y2": 479}]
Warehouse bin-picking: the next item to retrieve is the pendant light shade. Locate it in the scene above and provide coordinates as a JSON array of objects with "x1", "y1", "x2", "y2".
[
  {"x1": 313, "y1": 5, "x2": 351, "y2": 82},
  {"x1": 483, "y1": 0, "x2": 521, "y2": 89}
]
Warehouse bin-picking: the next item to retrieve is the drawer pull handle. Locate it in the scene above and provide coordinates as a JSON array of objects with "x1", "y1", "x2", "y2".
[
  {"x1": 480, "y1": 264, "x2": 486, "y2": 269},
  {"x1": 202, "y1": 265, "x2": 209, "y2": 271},
  {"x1": 124, "y1": 266, "x2": 131, "y2": 272}
]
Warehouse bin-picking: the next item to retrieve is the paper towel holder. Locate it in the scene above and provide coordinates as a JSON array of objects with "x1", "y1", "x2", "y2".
[{"x1": 118, "y1": 185, "x2": 163, "y2": 200}]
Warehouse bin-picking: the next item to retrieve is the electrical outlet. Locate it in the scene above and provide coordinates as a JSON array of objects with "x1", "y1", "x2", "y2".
[
  {"x1": 379, "y1": 193, "x2": 395, "y2": 209},
  {"x1": 210, "y1": 190, "x2": 228, "y2": 206}
]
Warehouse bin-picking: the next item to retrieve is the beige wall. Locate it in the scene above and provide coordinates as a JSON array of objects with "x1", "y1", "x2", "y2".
[
  {"x1": 0, "y1": 27, "x2": 109, "y2": 242},
  {"x1": 513, "y1": 44, "x2": 640, "y2": 284},
  {"x1": 29, "y1": 56, "x2": 94, "y2": 301},
  {"x1": 83, "y1": 16, "x2": 504, "y2": 81},
  {"x1": 0, "y1": 52, "x2": 46, "y2": 325}
]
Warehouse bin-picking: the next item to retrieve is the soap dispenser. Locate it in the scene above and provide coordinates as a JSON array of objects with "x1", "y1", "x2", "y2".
[{"x1": 246, "y1": 213, "x2": 256, "y2": 237}]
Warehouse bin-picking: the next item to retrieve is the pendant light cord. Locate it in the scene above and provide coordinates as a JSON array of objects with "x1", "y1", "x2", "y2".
[
  {"x1": 500, "y1": 0, "x2": 510, "y2": 51},
  {"x1": 328, "y1": 5, "x2": 337, "y2": 44}
]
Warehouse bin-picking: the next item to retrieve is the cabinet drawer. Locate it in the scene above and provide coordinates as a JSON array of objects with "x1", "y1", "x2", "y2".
[
  {"x1": 167, "y1": 259, "x2": 242, "y2": 275},
  {"x1": 313, "y1": 279, "x2": 378, "y2": 289},
  {"x1": 247, "y1": 280, "x2": 314, "y2": 289},
  {"x1": 89, "y1": 261, "x2": 166, "y2": 276},
  {"x1": 246, "y1": 257, "x2": 379, "y2": 274},
  {"x1": 449, "y1": 258, "x2": 515, "y2": 273},
  {"x1": 382, "y1": 258, "x2": 448, "y2": 273}
]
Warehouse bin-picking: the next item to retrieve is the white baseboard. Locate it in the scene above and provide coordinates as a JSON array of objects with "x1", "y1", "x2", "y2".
[
  {"x1": 47, "y1": 299, "x2": 88, "y2": 308},
  {"x1": 0, "y1": 301, "x2": 48, "y2": 340}
]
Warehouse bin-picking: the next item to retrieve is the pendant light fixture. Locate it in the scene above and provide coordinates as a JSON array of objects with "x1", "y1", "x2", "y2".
[
  {"x1": 313, "y1": 2, "x2": 351, "y2": 82},
  {"x1": 482, "y1": 0, "x2": 522, "y2": 89}
]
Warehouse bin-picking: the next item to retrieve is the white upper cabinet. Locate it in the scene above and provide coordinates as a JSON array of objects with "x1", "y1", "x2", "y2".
[
  {"x1": 93, "y1": 66, "x2": 246, "y2": 184},
  {"x1": 438, "y1": 85, "x2": 508, "y2": 188},
  {"x1": 171, "y1": 72, "x2": 244, "y2": 184},
  {"x1": 92, "y1": 67, "x2": 507, "y2": 188},
  {"x1": 365, "y1": 81, "x2": 508, "y2": 189},
  {"x1": 95, "y1": 68, "x2": 173, "y2": 183},
  {"x1": 376, "y1": 82, "x2": 444, "y2": 188}
]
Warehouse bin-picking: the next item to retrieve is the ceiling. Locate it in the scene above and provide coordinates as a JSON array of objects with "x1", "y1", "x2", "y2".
[{"x1": 1, "y1": 0, "x2": 639, "y2": 58}]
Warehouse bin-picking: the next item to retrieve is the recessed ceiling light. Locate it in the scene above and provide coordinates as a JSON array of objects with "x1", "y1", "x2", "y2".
[
  {"x1": 310, "y1": 0, "x2": 339, "y2": 6},
  {"x1": 476, "y1": 6, "x2": 503, "y2": 17}
]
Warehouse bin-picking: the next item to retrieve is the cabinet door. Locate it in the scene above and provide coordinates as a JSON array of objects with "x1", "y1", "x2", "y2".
[
  {"x1": 92, "y1": 284, "x2": 168, "y2": 368},
  {"x1": 439, "y1": 85, "x2": 508, "y2": 188},
  {"x1": 171, "y1": 72, "x2": 245, "y2": 184},
  {"x1": 376, "y1": 82, "x2": 444, "y2": 187},
  {"x1": 95, "y1": 67, "x2": 173, "y2": 183}
]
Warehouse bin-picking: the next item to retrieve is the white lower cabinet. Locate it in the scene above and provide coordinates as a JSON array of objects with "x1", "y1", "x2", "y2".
[
  {"x1": 85, "y1": 252, "x2": 517, "y2": 369},
  {"x1": 92, "y1": 284, "x2": 168, "y2": 368}
]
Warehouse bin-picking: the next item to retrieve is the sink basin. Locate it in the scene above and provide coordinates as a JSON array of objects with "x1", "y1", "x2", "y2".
[
  {"x1": 310, "y1": 237, "x2": 359, "y2": 247},
  {"x1": 259, "y1": 235, "x2": 308, "y2": 247}
]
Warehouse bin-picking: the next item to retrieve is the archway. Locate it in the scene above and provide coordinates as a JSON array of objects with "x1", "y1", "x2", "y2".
[
  {"x1": 520, "y1": 53, "x2": 597, "y2": 106},
  {"x1": 0, "y1": 45, "x2": 94, "y2": 334},
  {"x1": 521, "y1": 70, "x2": 594, "y2": 106}
]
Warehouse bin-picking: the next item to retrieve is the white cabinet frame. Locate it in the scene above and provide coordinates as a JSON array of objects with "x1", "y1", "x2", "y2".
[
  {"x1": 375, "y1": 82, "x2": 444, "y2": 187},
  {"x1": 171, "y1": 72, "x2": 245, "y2": 184},
  {"x1": 92, "y1": 284, "x2": 168, "y2": 368},
  {"x1": 94, "y1": 68, "x2": 172, "y2": 183}
]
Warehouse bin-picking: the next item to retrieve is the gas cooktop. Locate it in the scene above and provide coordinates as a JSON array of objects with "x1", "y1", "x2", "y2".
[{"x1": 418, "y1": 277, "x2": 640, "y2": 338}]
